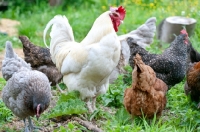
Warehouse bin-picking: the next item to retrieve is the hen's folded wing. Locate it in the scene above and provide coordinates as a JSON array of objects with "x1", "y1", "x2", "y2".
[
  {"x1": 148, "y1": 58, "x2": 173, "y2": 75},
  {"x1": 60, "y1": 32, "x2": 120, "y2": 76},
  {"x1": 60, "y1": 45, "x2": 89, "y2": 75}
]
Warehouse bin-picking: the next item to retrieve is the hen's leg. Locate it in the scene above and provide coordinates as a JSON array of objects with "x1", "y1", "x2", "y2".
[
  {"x1": 23, "y1": 119, "x2": 29, "y2": 132},
  {"x1": 28, "y1": 117, "x2": 42, "y2": 131},
  {"x1": 84, "y1": 98, "x2": 94, "y2": 113},
  {"x1": 56, "y1": 84, "x2": 63, "y2": 93}
]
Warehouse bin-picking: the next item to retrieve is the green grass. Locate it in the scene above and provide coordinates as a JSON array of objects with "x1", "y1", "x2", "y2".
[{"x1": 0, "y1": 0, "x2": 200, "y2": 131}]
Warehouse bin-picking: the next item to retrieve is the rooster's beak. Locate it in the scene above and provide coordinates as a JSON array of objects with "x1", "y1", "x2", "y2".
[{"x1": 120, "y1": 20, "x2": 123, "y2": 24}]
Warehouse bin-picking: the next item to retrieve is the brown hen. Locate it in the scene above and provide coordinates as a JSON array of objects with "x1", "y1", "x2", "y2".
[
  {"x1": 184, "y1": 62, "x2": 200, "y2": 108},
  {"x1": 19, "y1": 35, "x2": 63, "y2": 92},
  {"x1": 124, "y1": 54, "x2": 168, "y2": 118}
]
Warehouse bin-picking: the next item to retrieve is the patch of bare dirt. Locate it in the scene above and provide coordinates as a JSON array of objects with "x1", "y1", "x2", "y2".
[
  {"x1": 0, "y1": 48, "x2": 24, "y2": 78},
  {"x1": 0, "y1": 93, "x2": 113, "y2": 131},
  {"x1": 0, "y1": 18, "x2": 20, "y2": 36}
]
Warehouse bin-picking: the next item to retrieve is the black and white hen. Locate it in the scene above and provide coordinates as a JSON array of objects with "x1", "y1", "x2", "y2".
[{"x1": 128, "y1": 29, "x2": 189, "y2": 89}]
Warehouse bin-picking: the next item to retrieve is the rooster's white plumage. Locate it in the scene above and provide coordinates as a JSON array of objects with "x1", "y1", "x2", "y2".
[{"x1": 43, "y1": 6, "x2": 126, "y2": 112}]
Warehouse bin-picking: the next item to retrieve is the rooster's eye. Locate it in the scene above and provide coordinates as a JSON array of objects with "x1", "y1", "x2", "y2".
[{"x1": 112, "y1": 13, "x2": 119, "y2": 17}]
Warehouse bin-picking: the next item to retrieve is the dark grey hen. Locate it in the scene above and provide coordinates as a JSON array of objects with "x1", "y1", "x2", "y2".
[{"x1": 1, "y1": 41, "x2": 51, "y2": 132}]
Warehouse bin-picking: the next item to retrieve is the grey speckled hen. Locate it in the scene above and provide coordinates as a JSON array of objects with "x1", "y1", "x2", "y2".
[
  {"x1": 1, "y1": 41, "x2": 51, "y2": 132},
  {"x1": 128, "y1": 30, "x2": 189, "y2": 89}
]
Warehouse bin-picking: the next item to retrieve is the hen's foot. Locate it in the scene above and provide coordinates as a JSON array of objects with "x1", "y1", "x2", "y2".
[
  {"x1": 56, "y1": 84, "x2": 64, "y2": 93},
  {"x1": 24, "y1": 119, "x2": 30, "y2": 132},
  {"x1": 28, "y1": 117, "x2": 43, "y2": 131}
]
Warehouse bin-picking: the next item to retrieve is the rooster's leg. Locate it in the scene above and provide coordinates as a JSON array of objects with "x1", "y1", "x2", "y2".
[
  {"x1": 85, "y1": 98, "x2": 94, "y2": 113},
  {"x1": 56, "y1": 84, "x2": 63, "y2": 93},
  {"x1": 28, "y1": 117, "x2": 42, "y2": 131},
  {"x1": 91, "y1": 96, "x2": 97, "y2": 111},
  {"x1": 23, "y1": 119, "x2": 29, "y2": 132}
]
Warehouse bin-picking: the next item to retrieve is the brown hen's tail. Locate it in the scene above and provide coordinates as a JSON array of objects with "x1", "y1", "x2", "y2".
[
  {"x1": 132, "y1": 54, "x2": 157, "y2": 92},
  {"x1": 19, "y1": 35, "x2": 54, "y2": 67},
  {"x1": 131, "y1": 54, "x2": 141, "y2": 88}
]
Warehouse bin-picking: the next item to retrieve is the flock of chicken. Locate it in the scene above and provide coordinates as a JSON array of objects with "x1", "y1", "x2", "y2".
[{"x1": 1, "y1": 5, "x2": 200, "y2": 131}]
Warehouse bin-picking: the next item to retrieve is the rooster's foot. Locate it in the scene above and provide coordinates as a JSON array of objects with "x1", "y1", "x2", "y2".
[
  {"x1": 91, "y1": 96, "x2": 97, "y2": 111},
  {"x1": 85, "y1": 98, "x2": 94, "y2": 113}
]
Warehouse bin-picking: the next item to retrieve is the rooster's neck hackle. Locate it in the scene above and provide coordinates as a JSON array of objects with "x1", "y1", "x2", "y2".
[{"x1": 81, "y1": 11, "x2": 115, "y2": 45}]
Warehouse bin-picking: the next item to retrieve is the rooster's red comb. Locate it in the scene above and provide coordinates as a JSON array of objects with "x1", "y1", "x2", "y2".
[
  {"x1": 117, "y1": 6, "x2": 126, "y2": 20},
  {"x1": 110, "y1": 6, "x2": 126, "y2": 20}
]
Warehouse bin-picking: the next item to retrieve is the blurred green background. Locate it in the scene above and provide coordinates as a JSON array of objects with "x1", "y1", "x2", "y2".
[{"x1": 0, "y1": 0, "x2": 199, "y2": 49}]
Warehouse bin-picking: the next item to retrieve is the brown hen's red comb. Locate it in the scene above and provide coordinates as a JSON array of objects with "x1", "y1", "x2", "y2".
[{"x1": 117, "y1": 6, "x2": 126, "y2": 20}]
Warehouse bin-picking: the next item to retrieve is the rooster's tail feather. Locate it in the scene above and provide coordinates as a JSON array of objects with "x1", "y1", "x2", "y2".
[{"x1": 43, "y1": 15, "x2": 74, "y2": 48}]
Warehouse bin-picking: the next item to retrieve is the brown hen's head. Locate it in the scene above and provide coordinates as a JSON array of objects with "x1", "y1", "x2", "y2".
[{"x1": 109, "y1": 6, "x2": 126, "y2": 32}]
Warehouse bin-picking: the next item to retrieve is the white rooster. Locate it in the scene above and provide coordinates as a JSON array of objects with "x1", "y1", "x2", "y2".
[{"x1": 43, "y1": 6, "x2": 126, "y2": 112}]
